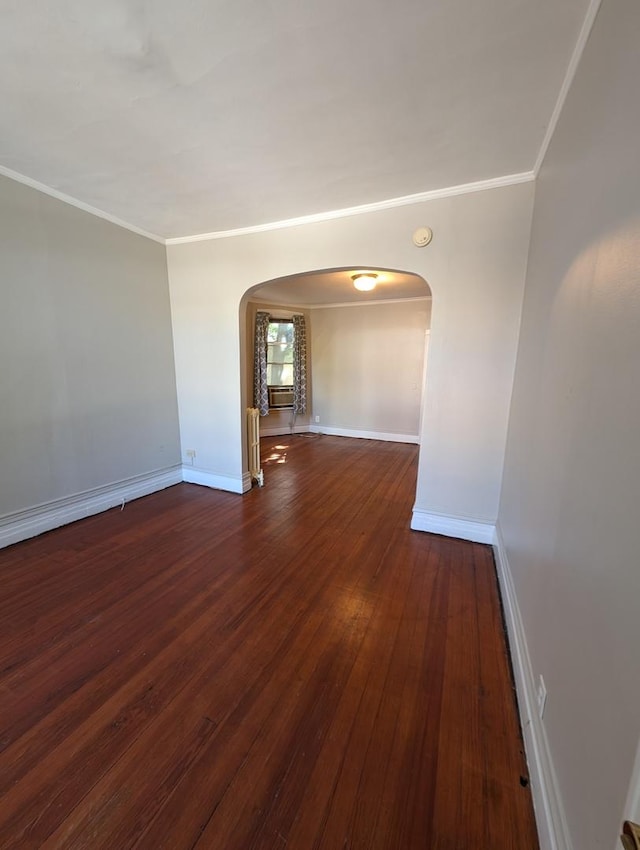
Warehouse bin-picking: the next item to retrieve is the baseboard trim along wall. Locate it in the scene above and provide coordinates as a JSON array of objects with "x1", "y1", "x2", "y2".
[
  {"x1": 493, "y1": 523, "x2": 573, "y2": 850},
  {"x1": 0, "y1": 463, "x2": 255, "y2": 550},
  {"x1": 0, "y1": 464, "x2": 183, "y2": 550},
  {"x1": 181, "y1": 465, "x2": 248, "y2": 494},
  {"x1": 410, "y1": 509, "x2": 495, "y2": 544},
  {"x1": 259, "y1": 425, "x2": 311, "y2": 437},
  {"x1": 309, "y1": 425, "x2": 419, "y2": 444}
]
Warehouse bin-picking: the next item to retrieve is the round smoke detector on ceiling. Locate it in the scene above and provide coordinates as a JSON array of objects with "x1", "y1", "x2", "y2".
[{"x1": 412, "y1": 226, "x2": 433, "y2": 248}]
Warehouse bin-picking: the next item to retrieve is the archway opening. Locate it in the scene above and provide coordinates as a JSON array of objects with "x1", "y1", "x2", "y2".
[{"x1": 239, "y1": 267, "x2": 432, "y2": 496}]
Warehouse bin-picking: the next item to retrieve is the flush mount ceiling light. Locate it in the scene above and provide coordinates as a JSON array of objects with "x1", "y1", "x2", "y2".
[{"x1": 352, "y1": 273, "x2": 378, "y2": 292}]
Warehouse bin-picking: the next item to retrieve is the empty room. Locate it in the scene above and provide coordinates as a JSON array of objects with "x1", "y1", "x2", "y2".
[{"x1": 1, "y1": 1, "x2": 639, "y2": 848}]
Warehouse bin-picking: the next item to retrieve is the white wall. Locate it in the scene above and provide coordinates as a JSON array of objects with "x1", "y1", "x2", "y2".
[
  {"x1": 310, "y1": 300, "x2": 430, "y2": 441},
  {"x1": 167, "y1": 180, "x2": 533, "y2": 524},
  {"x1": 0, "y1": 175, "x2": 181, "y2": 520},
  {"x1": 498, "y1": 0, "x2": 640, "y2": 847}
]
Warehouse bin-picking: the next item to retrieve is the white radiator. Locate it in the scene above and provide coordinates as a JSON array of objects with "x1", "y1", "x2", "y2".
[{"x1": 247, "y1": 408, "x2": 264, "y2": 486}]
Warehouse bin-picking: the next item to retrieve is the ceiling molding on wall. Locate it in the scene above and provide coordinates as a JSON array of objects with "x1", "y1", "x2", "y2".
[
  {"x1": 248, "y1": 296, "x2": 431, "y2": 310},
  {"x1": 533, "y1": 0, "x2": 603, "y2": 175},
  {"x1": 0, "y1": 162, "x2": 537, "y2": 248},
  {"x1": 306, "y1": 296, "x2": 432, "y2": 310},
  {"x1": 166, "y1": 172, "x2": 535, "y2": 245},
  {"x1": 247, "y1": 299, "x2": 306, "y2": 313},
  {"x1": 0, "y1": 164, "x2": 166, "y2": 244}
]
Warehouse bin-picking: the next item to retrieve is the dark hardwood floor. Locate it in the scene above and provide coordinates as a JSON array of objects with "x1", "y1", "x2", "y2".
[{"x1": 0, "y1": 435, "x2": 538, "y2": 849}]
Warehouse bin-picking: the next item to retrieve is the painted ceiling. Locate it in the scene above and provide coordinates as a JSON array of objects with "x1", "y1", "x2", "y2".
[{"x1": 0, "y1": 0, "x2": 591, "y2": 239}]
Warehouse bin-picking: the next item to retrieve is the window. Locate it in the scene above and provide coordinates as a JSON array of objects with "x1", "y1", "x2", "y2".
[
  {"x1": 267, "y1": 321, "x2": 294, "y2": 387},
  {"x1": 254, "y1": 312, "x2": 306, "y2": 415}
]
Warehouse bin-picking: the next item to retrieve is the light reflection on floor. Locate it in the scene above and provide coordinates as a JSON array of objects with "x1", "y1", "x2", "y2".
[{"x1": 263, "y1": 444, "x2": 289, "y2": 465}]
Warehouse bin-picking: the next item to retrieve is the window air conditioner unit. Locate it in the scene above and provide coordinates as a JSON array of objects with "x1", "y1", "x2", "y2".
[{"x1": 268, "y1": 387, "x2": 294, "y2": 408}]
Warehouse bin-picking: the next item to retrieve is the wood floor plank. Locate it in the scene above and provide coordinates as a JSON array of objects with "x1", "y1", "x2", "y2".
[{"x1": 0, "y1": 434, "x2": 538, "y2": 849}]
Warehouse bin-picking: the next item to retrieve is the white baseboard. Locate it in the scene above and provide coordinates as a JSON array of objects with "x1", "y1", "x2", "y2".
[
  {"x1": 181, "y1": 465, "x2": 246, "y2": 495},
  {"x1": 493, "y1": 523, "x2": 573, "y2": 850},
  {"x1": 410, "y1": 509, "x2": 495, "y2": 543},
  {"x1": 259, "y1": 425, "x2": 311, "y2": 437},
  {"x1": 309, "y1": 425, "x2": 419, "y2": 444},
  {"x1": 0, "y1": 464, "x2": 183, "y2": 550}
]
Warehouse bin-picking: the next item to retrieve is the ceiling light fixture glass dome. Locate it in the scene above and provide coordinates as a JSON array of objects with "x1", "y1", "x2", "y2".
[{"x1": 352, "y1": 273, "x2": 378, "y2": 292}]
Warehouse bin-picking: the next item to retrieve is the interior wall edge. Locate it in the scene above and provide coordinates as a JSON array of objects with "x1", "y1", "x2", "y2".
[{"x1": 493, "y1": 522, "x2": 574, "y2": 850}]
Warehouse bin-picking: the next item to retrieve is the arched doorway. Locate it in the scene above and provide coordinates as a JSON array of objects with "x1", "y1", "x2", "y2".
[{"x1": 239, "y1": 267, "x2": 432, "y2": 488}]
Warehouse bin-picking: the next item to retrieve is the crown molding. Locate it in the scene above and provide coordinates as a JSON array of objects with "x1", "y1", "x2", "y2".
[
  {"x1": 1, "y1": 164, "x2": 537, "y2": 248},
  {"x1": 6, "y1": 0, "x2": 608, "y2": 257},
  {"x1": 306, "y1": 296, "x2": 431, "y2": 310},
  {"x1": 534, "y1": 0, "x2": 603, "y2": 175},
  {"x1": 0, "y1": 164, "x2": 165, "y2": 244},
  {"x1": 166, "y1": 172, "x2": 535, "y2": 245},
  {"x1": 248, "y1": 295, "x2": 430, "y2": 310}
]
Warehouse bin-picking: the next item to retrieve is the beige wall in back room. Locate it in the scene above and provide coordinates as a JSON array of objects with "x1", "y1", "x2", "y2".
[
  {"x1": 310, "y1": 300, "x2": 431, "y2": 440},
  {"x1": 498, "y1": 0, "x2": 640, "y2": 847},
  {"x1": 0, "y1": 175, "x2": 181, "y2": 517}
]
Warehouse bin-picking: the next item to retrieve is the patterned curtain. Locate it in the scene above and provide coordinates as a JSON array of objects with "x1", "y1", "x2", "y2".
[
  {"x1": 292, "y1": 314, "x2": 307, "y2": 414},
  {"x1": 254, "y1": 311, "x2": 270, "y2": 416}
]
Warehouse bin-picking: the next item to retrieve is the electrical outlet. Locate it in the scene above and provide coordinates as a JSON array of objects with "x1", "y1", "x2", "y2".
[
  {"x1": 537, "y1": 675, "x2": 547, "y2": 719},
  {"x1": 315, "y1": 415, "x2": 320, "y2": 423},
  {"x1": 185, "y1": 449, "x2": 196, "y2": 464}
]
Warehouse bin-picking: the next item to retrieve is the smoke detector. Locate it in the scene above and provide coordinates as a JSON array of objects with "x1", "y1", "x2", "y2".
[{"x1": 412, "y1": 227, "x2": 433, "y2": 247}]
